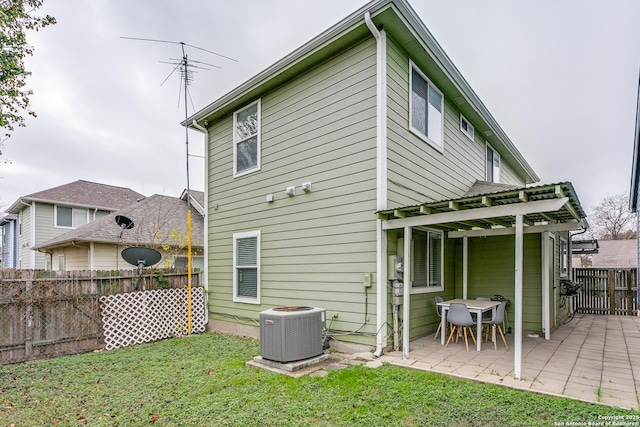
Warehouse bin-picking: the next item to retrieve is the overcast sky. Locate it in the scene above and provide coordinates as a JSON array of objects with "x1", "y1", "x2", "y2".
[{"x1": 1, "y1": 0, "x2": 639, "y2": 217}]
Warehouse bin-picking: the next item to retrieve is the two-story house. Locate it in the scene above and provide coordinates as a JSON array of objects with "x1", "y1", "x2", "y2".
[
  {"x1": 2, "y1": 180, "x2": 143, "y2": 269},
  {"x1": 32, "y1": 190, "x2": 205, "y2": 272},
  {"x1": 186, "y1": 0, "x2": 587, "y2": 378}
]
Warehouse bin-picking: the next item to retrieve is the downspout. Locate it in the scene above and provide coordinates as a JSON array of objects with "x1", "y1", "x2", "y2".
[
  {"x1": 191, "y1": 119, "x2": 209, "y2": 325},
  {"x1": 364, "y1": 11, "x2": 388, "y2": 358}
]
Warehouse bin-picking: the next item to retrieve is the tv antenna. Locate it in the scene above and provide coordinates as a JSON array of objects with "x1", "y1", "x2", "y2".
[{"x1": 121, "y1": 36, "x2": 237, "y2": 332}]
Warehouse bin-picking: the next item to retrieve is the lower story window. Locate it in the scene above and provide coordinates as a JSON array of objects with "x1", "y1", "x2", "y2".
[
  {"x1": 411, "y1": 228, "x2": 443, "y2": 293},
  {"x1": 233, "y1": 230, "x2": 260, "y2": 304}
]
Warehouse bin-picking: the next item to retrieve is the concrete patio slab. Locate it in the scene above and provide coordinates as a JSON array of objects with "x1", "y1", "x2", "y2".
[{"x1": 379, "y1": 314, "x2": 640, "y2": 410}]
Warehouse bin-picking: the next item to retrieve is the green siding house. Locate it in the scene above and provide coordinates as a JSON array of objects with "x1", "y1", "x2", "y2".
[
  {"x1": 2, "y1": 180, "x2": 143, "y2": 270},
  {"x1": 187, "y1": 0, "x2": 587, "y2": 377},
  {"x1": 32, "y1": 191, "x2": 205, "y2": 272}
]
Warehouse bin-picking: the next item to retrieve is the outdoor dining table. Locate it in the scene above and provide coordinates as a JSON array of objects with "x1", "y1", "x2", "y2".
[{"x1": 437, "y1": 298, "x2": 500, "y2": 351}]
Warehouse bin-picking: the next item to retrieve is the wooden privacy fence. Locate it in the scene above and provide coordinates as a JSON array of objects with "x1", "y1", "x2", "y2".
[
  {"x1": 572, "y1": 268, "x2": 637, "y2": 316},
  {"x1": 0, "y1": 268, "x2": 201, "y2": 364}
]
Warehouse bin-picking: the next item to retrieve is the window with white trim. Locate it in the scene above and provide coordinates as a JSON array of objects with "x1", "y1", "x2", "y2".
[
  {"x1": 460, "y1": 115, "x2": 474, "y2": 141},
  {"x1": 560, "y1": 238, "x2": 568, "y2": 278},
  {"x1": 486, "y1": 144, "x2": 501, "y2": 183},
  {"x1": 233, "y1": 230, "x2": 260, "y2": 304},
  {"x1": 233, "y1": 100, "x2": 261, "y2": 177},
  {"x1": 411, "y1": 228, "x2": 444, "y2": 293},
  {"x1": 55, "y1": 206, "x2": 88, "y2": 228},
  {"x1": 410, "y1": 62, "x2": 444, "y2": 150}
]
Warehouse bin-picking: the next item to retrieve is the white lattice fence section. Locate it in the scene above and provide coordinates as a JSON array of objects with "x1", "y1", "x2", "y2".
[{"x1": 101, "y1": 287, "x2": 206, "y2": 350}]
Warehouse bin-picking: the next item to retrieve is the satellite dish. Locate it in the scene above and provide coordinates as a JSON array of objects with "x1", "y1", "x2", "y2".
[
  {"x1": 121, "y1": 247, "x2": 162, "y2": 290},
  {"x1": 115, "y1": 215, "x2": 134, "y2": 238}
]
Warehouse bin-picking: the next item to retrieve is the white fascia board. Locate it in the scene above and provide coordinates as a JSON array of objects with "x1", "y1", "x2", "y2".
[
  {"x1": 390, "y1": 1, "x2": 538, "y2": 183},
  {"x1": 382, "y1": 197, "x2": 569, "y2": 230},
  {"x1": 448, "y1": 219, "x2": 585, "y2": 238},
  {"x1": 187, "y1": 0, "x2": 394, "y2": 127}
]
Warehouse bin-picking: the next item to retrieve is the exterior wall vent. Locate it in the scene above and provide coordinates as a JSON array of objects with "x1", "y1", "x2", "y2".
[{"x1": 260, "y1": 306, "x2": 326, "y2": 363}]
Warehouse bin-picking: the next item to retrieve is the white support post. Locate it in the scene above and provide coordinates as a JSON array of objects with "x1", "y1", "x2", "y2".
[
  {"x1": 514, "y1": 214, "x2": 524, "y2": 380},
  {"x1": 402, "y1": 226, "x2": 411, "y2": 360},
  {"x1": 463, "y1": 236, "x2": 468, "y2": 299},
  {"x1": 541, "y1": 232, "x2": 550, "y2": 340},
  {"x1": 376, "y1": 219, "x2": 387, "y2": 355}
]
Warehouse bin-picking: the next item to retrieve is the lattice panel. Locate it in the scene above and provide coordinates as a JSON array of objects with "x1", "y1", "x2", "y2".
[{"x1": 101, "y1": 287, "x2": 206, "y2": 350}]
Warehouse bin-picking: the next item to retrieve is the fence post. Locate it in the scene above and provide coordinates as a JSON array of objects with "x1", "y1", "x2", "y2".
[
  {"x1": 608, "y1": 269, "x2": 615, "y2": 315},
  {"x1": 627, "y1": 269, "x2": 634, "y2": 316},
  {"x1": 24, "y1": 279, "x2": 33, "y2": 356}
]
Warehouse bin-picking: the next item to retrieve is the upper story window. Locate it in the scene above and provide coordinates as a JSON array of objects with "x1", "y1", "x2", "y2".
[
  {"x1": 233, "y1": 100, "x2": 261, "y2": 177},
  {"x1": 460, "y1": 115, "x2": 474, "y2": 141},
  {"x1": 233, "y1": 230, "x2": 261, "y2": 304},
  {"x1": 409, "y1": 62, "x2": 444, "y2": 151},
  {"x1": 411, "y1": 228, "x2": 444, "y2": 293},
  {"x1": 486, "y1": 144, "x2": 501, "y2": 183},
  {"x1": 55, "y1": 206, "x2": 88, "y2": 229}
]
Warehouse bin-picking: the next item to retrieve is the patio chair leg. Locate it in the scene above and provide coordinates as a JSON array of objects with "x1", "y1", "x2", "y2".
[
  {"x1": 462, "y1": 327, "x2": 469, "y2": 352},
  {"x1": 492, "y1": 325, "x2": 497, "y2": 351},
  {"x1": 435, "y1": 322, "x2": 441, "y2": 339},
  {"x1": 467, "y1": 327, "x2": 477, "y2": 346},
  {"x1": 445, "y1": 326, "x2": 458, "y2": 347},
  {"x1": 497, "y1": 325, "x2": 508, "y2": 349}
]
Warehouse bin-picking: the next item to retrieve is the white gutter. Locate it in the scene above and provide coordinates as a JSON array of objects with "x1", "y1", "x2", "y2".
[
  {"x1": 191, "y1": 119, "x2": 210, "y2": 324},
  {"x1": 365, "y1": 11, "x2": 388, "y2": 358}
]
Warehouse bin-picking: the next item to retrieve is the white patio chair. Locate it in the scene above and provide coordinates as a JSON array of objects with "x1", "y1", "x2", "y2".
[
  {"x1": 484, "y1": 300, "x2": 508, "y2": 350},
  {"x1": 434, "y1": 296, "x2": 447, "y2": 339},
  {"x1": 445, "y1": 302, "x2": 476, "y2": 352}
]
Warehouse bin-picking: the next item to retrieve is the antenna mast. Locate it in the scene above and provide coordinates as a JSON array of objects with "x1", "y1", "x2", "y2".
[{"x1": 121, "y1": 36, "x2": 237, "y2": 334}]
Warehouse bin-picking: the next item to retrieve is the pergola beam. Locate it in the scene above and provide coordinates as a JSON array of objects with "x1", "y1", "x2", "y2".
[
  {"x1": 382, "y1": 198, "x2": 569, "y2": 230},
  {"x1": 448, "y1": 220, "x2": 583, "y2": 238}
]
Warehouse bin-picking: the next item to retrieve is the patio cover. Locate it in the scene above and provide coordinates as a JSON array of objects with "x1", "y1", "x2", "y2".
[{"x1": 376, "y1": 181, "x2": 587, "y2": 380}]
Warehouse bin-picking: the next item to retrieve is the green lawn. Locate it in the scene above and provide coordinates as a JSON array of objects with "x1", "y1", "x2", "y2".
[{"x1": 0, "y1": 333, "x2": 636, "y2": 426}]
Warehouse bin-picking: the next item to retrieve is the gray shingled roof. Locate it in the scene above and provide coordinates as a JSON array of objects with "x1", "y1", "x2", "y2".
[
  {"x1": 33, "y1": 194, "x2": 204, "y2": 250},
  {"x1": 8, "y1": 180, "x2": 144, "y2": 213},
  {"x1": 589, "y1": 239, "x2": 637, "y2": 268},
  {"x1": 180, "y1": 189, "x2": 205, "y2": 216}
]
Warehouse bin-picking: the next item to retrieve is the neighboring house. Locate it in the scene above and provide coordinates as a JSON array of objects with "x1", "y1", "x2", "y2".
[
  {"x1": 1, "y1": 180, "x2": 144, "y2": 269},
  {"x1": 587, "y1": 240, "x2": 637, "y2": 268},
  {"x1": 0, "y1": 213, "x2": 17, "y2": 268},
  {"x1": 571, "y1": 239, "x2": 599, "y2": 267},
  {"x1": 33, "y1": 191, "x2": 205, "y2": 272},
  {"x1": 186, "y1": 0, "x2": 586, "y2": 377}
]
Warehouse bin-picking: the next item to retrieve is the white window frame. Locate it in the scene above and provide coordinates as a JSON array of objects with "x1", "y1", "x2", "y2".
[
  {"x1": 560, "y1": 237, "x2": 569, "y2": 278},
  {"x1": 410, "y1": 228, "x2": 444, "y2": 294},
  {"x1": 409, "y1": 61, "x2": 444, "y2": 152},
  {"x1": 54, "y1": 205, "x2": 88, "y2": 229},
  {"x1": 486, "y1": 143, "x2": 501, "y2": 183},
  {"x1": 460, "y1": 114, "x2": 474, "y2": 141},
  {"x1": 233, "y1": 99, "x2": 261, "y2": 178},
  {"x1": 232, "y1": 230, "x2": 261, "y2": 304}
]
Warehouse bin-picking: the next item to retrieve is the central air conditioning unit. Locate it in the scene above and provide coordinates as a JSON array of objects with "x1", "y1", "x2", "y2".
[{"x1": 260, "y1": 306, "x2": 326, "y2": 363}]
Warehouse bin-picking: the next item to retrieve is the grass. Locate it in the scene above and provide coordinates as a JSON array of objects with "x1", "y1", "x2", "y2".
[{"x1": 0, "y1": 333, "x2": 637, "y2": 426}]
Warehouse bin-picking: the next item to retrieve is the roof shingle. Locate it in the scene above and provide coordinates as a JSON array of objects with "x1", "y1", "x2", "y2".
[{"x1": 16, "y1": 180, "x2": 143, "y2": 211}]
